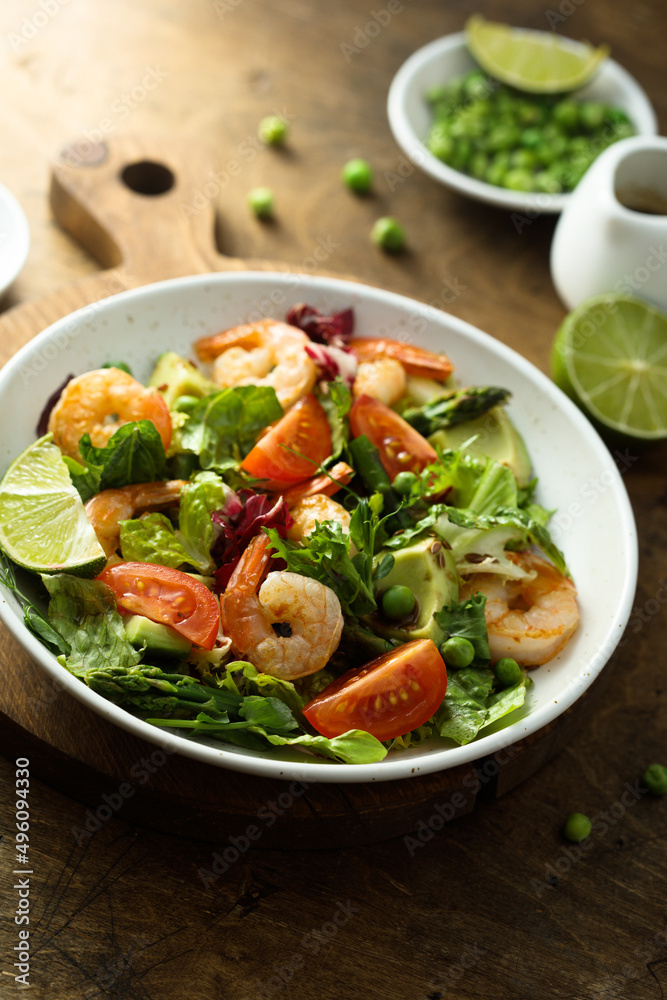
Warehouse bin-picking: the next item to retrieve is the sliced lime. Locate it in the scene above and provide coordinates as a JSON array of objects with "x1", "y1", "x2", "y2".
[
  {"x1": 466, "y1": 15, "x2": 609, "y2": 94},
  {"x1": 0, "y1": 435, "x2": 106, "y2": 575},
  {"x1": 551, "y1": 294, "x2": 667, "y2": 441}
]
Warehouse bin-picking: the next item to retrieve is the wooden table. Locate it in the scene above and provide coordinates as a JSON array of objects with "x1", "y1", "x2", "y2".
[{"x1": 1, "y1": 1, "x2": 666, "y2": 997}]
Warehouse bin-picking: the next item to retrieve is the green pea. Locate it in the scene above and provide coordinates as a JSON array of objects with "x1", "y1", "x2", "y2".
[
  {"x1": 258, "y1": 114, "x2": 288, "y2": 146},
  {"x1": 102, "y1": 361, "x2": 132, "y2": 375},
  {"x1": 381, "y1": 585, "x2": 416, "y2": 620},
  {"x1": 535, "y1": 136, "x2": 568, "y2": 167},
  {"x1": 341, "y1": 158, "x2": 373, "y2": 194},
  {"x1": 520, "y1": 127, "x2": 543, "y2": 149},
  {"x1": 516, "y1": 101, "x2": 543, "y2": 126},
  {"x1": 247, "y1": 187, "x2": 275, "y2": 219},
  {"x1": 495, "y1": 657, "x2": 522, "y2": 687},
  {"x1": 562, "y1": 812, "x2": 592, "y2": 843},
  {"x1": 441, "y1": 636, "x2": 475, "y2": 669},
  {"x1": 641, "y1": 763, "x2": 667, "y2": 796},
  {"x1": 578, "y1": 102, "x2": 607, "y2": 131},
  {"x1": 534, "y1": 171, "x2": 562, "y2": 194},
  {"x1": 462, "y1": 70, "x2": 489, "y2": 100},
  {"x1": 510, "y1": 148, "x2": 538, "y2": 170},
  {"x1": 503, "y1": 168, "x2": 535, "y2": 192},
  {"x1": 606, "y1": 107, "x2": 631, "y2": 126},
  {"x1": 425, "y1": 84, "x2": 450, "y2": 106},
  {"x1": 469, "y1": 151, "x2": 489, "y2": 180},
  {"x1": 393, "y1": 471, "x2": 418, "y2": 495},
  {"x1": 451, "y1": 138, "x2": 473, "y2": 170},
  {"x1": 612, "y1": 122, "x2": 636, "y2": 141},
  {"x1": 486, "y1": 124, "x2": 521, "y2": 152},
  {"x1": 371, "y1": 217, "x2": 406, "y2": 253},
  {"x1": 172, "y1": 394, "x2": 200, "y2": 414},
  {"x1": 427, "y1": 131, "x2": 455, "y2": 163},
  {"x1": 553, "y1": 100, "x2": 580, "y2": 131}
]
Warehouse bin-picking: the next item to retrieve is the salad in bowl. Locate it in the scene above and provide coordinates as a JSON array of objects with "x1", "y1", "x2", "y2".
[{"x1": 0, "y1": 273, "x2": 636, "y2": 782}]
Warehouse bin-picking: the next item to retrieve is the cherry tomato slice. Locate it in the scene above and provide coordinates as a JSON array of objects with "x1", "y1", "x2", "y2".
[
  {"x1": 303, "y1": 639, "x2": 447, "y2": 741},
  {"x1": 349, "y1": 394, "x2": 437, "y2": 481},
  {"x1": 241, "y1": 394, "x2": 332, "y2": 490},
  {"x1": 98, "y1": 562, "x2": 219, "y2": 650}
]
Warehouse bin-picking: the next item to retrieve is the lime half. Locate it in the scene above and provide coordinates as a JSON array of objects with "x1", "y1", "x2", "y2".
[
  {"x1": 551, "y1": 294, "x2": 667, "y2": 441},
  {"x1": 0, "y1": 435, "x2": 106, "y2": 575},
  {"x1": 466, "y1": 15, "x2": 609, "y2": 94}
]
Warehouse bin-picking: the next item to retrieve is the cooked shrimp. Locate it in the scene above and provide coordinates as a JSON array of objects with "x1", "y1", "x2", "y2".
[
  {"x1": 48, "y1": 368, "x2": 172, "y2": 462},
  {"x1": 194, "y1": 319, "x2": 317, "y2": 411},
  {"x1": 353, "y1": 356, "x2": 407, "y2": 406},
  {"x1": 280, "y1": 461, "x2": 354, "y2": 506},
  {"x1": 85, "y1": 480, "x2": 186, "y2": 558},
  {"x1": 287, "y1": 495, "x2": 351, "y2": 542},
  {"x1": 220, "y1": 534, "x2": 343, "y2": 680},
  {"x1": 459, "y1": 551, "x2": 579, "y2": 667},
  {"x1": 350, "y1": 338, "x2": 453, "y2": 381}
]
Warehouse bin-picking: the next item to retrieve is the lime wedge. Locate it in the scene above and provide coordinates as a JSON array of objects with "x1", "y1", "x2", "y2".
[
  {"x1": 0, "y1": 435, "x2": 106, "y2": 575},
  {"x1": 551, "y1": 294, "x2": 667, "y2": 441},
  {"x1": 466, "y1": 15, "x2": 609, "y2": 93}
]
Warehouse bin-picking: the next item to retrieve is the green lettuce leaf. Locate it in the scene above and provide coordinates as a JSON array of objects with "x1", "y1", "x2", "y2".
[
  {"x1": 317, "y1": 378, "x2": 352, "y2": 461},
  {"x1": 445, "y1": 505, "x2": 568, "y2": 576},
  {"x1": 266, "y1": 518, "x2": 377, "y2": 617},
  {"x1": 42, "y1": 574, "x2": 141, "y2": 674},
  {"x1": 435, "y1": 667, "x2": 531, "y2": 745},
  {"x1": 120, "y1": 512, "x2": 192, "y2": 568},
  {"x1": 258, "y1": 728, "x2": 388, "y2": 764},
  {"x1": 181, "y1": 385, "x2": 282, "y2": 471},
  {"x1": 77, "y1": 420, "x2": 168, "y2": 492},
  {"x1": 119, "y1": 472, "x2": 231, "y2": 573},
  {"x1": 434, "y1": 593, "x2": 490, "y2": 664}
]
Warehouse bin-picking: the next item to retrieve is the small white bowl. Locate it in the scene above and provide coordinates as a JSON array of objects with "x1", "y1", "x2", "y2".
[
  {"x1": 387, "y1": 32, "x2": 658, "y2": 214},
  {"x1": 0, "y1": 182, "x2": 29, "y2": 296},
  {"x1": 0, "y1": 272, "x2": 638, "y2": 784}
]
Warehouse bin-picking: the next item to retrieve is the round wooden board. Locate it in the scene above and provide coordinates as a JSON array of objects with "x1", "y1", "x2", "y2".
[{"x1": 0, "y1": 133, "x2": 611, "y2": 847}]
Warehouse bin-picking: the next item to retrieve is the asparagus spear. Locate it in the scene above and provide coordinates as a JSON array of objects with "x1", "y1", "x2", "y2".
[
  {"x1": 68, "y1": 662, "x2": 242, "y2": 718},
  {"x1": 347, "y1": 435, "x2": 412, "y2": 528},
  {"x1": 402, "y1": 387, "x2": 511, "y2": 436}
]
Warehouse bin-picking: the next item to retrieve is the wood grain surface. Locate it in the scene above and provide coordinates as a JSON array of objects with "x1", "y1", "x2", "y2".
[{"x1": 0, "y1": 0, "x2": 666, "y2": 998}]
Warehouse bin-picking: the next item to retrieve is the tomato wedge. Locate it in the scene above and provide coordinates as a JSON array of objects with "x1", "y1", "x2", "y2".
[
  {"x1": 349, "y1": 394, "x2": 437, "y2": 481},
  {"x1": 303, "y1": 639, "x2": 447, "y2": 741},
  {"x1": 98, "y1": 562, "x2": 219, "y2": 650},
  {"x1": 240, "y1": 393, "x2": 332, "y2": 490}
]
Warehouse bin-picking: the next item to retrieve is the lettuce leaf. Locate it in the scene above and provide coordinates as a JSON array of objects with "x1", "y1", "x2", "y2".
[
  {"x1": 434, "y1": 593, "x2": 490, "y2": 664},
  {"x1": 42, "y1": 573, "x2": 141, "y2": 674},
  {"x1": 119, "y1": 472, "x2": 232, "y2": 573},
  {"x1": 445, "y1": 505, "x2": 568, "y2": 576},
  {"x1": 434, "y1": 667, "x2": 531, "y2": 745},
  {"x1": 181, "y1": 385, "x2": 282, "y2": 471},
  {"x1": 75, "y1": 420, "x2": 168, "y2": 495}
]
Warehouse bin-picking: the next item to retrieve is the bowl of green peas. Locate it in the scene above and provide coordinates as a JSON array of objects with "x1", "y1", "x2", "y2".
[{"x1": 387, "y1": 32, "x2": 657, "y2": 213}]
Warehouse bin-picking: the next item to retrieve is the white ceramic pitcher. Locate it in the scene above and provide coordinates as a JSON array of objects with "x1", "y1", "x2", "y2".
[{"x1": 550, "y1": 135, "x2": 667, "y2": 313}]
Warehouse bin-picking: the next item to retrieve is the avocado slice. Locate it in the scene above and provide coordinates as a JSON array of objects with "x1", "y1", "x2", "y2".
[
  {"x1": 124, "y1": 614, "x2": 192, "y2": 659},
  {"x1": 147, "y1": 352, "x2": 217, "y2": 409},
  {"x1": 368, "y1": 535, "x2": 459, "y2": 645},
  {"x1": 428, "y1": 405, "x2": 532, "y2": 487}
]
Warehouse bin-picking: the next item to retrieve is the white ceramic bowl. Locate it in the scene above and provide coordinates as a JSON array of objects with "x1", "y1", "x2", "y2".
[
  {"x1": 0, "y1": 182, "x2": 30, "y2": 296},
  {"x1": 387, "y1": 32, "x2": 658, "y2": 214},
  {"x1": 0, "y1": 273, "x2": 637, "y2": 782}
]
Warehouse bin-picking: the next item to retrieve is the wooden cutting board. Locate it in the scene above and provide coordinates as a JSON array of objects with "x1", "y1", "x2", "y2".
[{"x1": 0, "y1": 134, "x2": 612, "y2": 848}]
